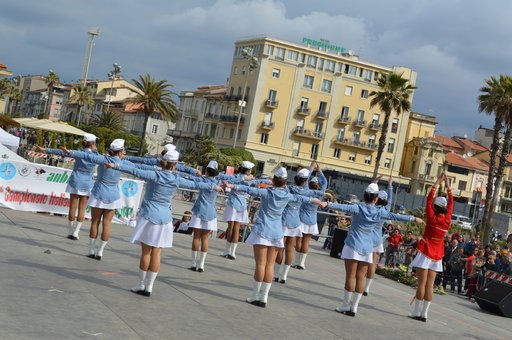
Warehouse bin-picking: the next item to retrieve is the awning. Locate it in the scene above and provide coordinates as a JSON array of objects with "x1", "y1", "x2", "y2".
[
  {"x1": 0, "y1": 114, "x2": 21, "y2": 127},
  {"x1": 13, "y1": 118, "x2": 87, "y2": 136}
]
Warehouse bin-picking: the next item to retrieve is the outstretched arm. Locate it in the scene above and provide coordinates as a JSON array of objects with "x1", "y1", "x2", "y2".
[
  {"x1": 124, "y1": 155, "x2": 159, "y2": 166},
  {"x1": 105, "y1": 162, "x2": 158, "y2": 182},
  {"x1": 67, "y1": 149, "x2": 108, "y2": 164},
  {"x1": 224, "y1": 182, "x2": 267, "y2": 198}
]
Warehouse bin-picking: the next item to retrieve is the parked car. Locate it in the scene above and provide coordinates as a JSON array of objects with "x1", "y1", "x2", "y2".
[
  {"x1": 451, "y1": 214, "x2": 473, "y2": 230},
  {"x1": 341, "y1": 193, "x2": 360, "y2": 204}
]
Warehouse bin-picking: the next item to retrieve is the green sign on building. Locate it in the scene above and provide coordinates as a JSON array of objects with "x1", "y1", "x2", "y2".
[{"x1": 302, "y1": 37, "x2": 348, "y2": 54}]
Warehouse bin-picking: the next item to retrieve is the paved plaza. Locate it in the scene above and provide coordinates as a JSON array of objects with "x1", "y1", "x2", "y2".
[{"x1": 0, "y1": 202, "x2": 511, "y2": 340}]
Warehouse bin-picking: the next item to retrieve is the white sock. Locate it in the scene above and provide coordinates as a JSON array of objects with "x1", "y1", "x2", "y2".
[
  {"x1": 421, "y1": 300, "x2": 431, "y2": 319},
  {"x1": 336, "y1": 290, "x2": 353, "y2": 312},
  {"x1": 131, "y1": 269, "x2": 147, "y2": 292},
  {"x1": 299, "y1": 253, "x2": 307, "y2": 268},
  {"x1": 274, "y1": 263, "x2": 280, "y2": 279},
  {"x1": 198, "y1": 251, "x2": 207, "y2": 269},
  {"x1": 145, "y1": 271, "x2": 158, "y2": 293},
  {"x1": 191, "y1": 251, "x2": 198, "y2": 267},
  {"x1": 280, "y1": 265, "x2": 291, "y2": 281},
  {"x1": 67, "y1": 220, "x2": 74, "y2": 236},
  {"x1": 246, "y1": 280, "x2": 262, "y2": 303},
  {"x1": 222, "y1": 242, "x2": 231, "y2": 256},
  {"x1": 260, "y1": 282, "x2": 272, "y2": 303},
  {"x1": 96, "y1": 240, "x2": 108, "y2": 257},
  {"x1": 409, "y1": 298, "x2": 423, "y2": 317},
  {"x1": 364, "y1": 278, "x2": 373, "y2": 293},
  {"x1": 72, "y1": 221, "x2": 83, "y2": 239},
  {"x1": 88, "y1": 238, "x2": 96, "y2": 255},
  {"x1": 350, "y1": 292, "x2": 363, "y2": 314},
  {"x1": 230, "y1": 243, "x2": 238, "y2": 257}
]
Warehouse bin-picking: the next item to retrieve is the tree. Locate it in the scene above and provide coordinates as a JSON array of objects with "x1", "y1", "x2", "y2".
[
  {"x1": 44, "y1": 70, "x2": 60, "y2": 115},
  {"x1": 127, "y1": 74, "x2": 178, "y2": 156},
  {"x1": 478, "y1": 75, "x2": 512, "y2": 245},
  {"x1": 369, "y1": 73, "x2": 416, "y2": 179},
  {"x1": 9, "y1": 87, "x2": 22, "y2": 115},
  {"x1": 91, "y1": 110, "x2": 125, "y2": 131},
  {"x1": 71, "y1": 84, "x2": 93, "y2": 125},
  {"x1": 0, "y1": 78, "x2": 22, "y2": 115}
]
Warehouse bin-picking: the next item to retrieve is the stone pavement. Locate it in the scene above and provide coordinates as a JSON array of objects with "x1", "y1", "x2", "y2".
[{"x1": 0, "y1": 206, "x2": 511, "y2": 340}]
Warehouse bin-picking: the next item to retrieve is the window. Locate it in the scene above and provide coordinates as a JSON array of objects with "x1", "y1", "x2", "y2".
[
  {"x1": 358, "y1": 68, "x2": 364, "y2": 77},
  {"x1": 268, "y1": 89, "x2": 277, "y2": 101},
  {"x1": 321, "y1": 79, "x2": 332, "y2": 93},
  {"x1": 356, "y1": 110, "x2": 365, "y2": 123},
  {"x1": 296, "y1": 119, "x2": 304, "y2": 129},
  {"x1": 364, "y1": 69, "x2": 373, "y2": 81},
  {"x1": 260, "y1": 133, "x2": 269, "y2": 144},
  {"x1": 315, "y1": 122, "x2": 323, "y2": 135},
  {"x1": 361, "y1": 89, "x2": 369, "y2": 99},
  {"x1": 364, "y1": 155, "x2": 372, "y2": 165},
  {"x1": 318, "y1": 58, "x2": 324, "y2": 70},
  {"x1": 292, "y1": 141, "x2": 301, "y2": 156},
  {"x1": 242, "y1": 66, "x2": 246, "y2": 75},
  {"x1": 334, "y1": 148, "x2": 341, "y2": 159},
  {"x1": 428, "y1": 148, "x2": 434, "y2": 157},
  {"x1": 458, "y1": 180, "x2": 467, "y2": 191},
  {"x1": 237, "y1": 86, "x2": 242, "y2": 96},
  {"x1": 319, "y1": 101, "x2": 328, "y2": 114},
  {"x1": 304, "y1": 75, "x2": 314, "y2": 89},
  {"x1": 368, "y1": 135, "x2": 376, "y2": 147},
  {"x1": 229, "y1": 128, "x2": 235, "y2": 139},
  {"x1": 234, "y1": 67, "x2": 238, "y2": 75},
  {"x1": 287, "y1": 50, "x2": 299, "y2": 61},
  {"x1": 372, "y1": 113, "x2": 380, "y2": 125},
  {"x1": 267, "y1": 45, "x2": 274, "y2": 55},
  {"x1": 349, "y1": 152, "x2": 356, "y2": 162},
  {"x1": 391, "y1": 118, "x2": 399, "y2": 133},
  {"x1": 299, "y1": 53, "x2": 306, "y2": 63},
  {"x1": 341, "y1": 106, "x2": 349, "y2": 118},
  {"x1": 325, "y1": 60, "x2": 335, "y2": 72},
  {"x1": 344, "y1": 64, "x2": 356, "y2": 75},
  {"x1": 272, "y1": 68, "x2": 280, "y2": 79},
  {"x1": 150, "y1": 124, "x2": 158, "y2": 134},
  {"x1": 425, "y1": 162, "x2": 432, "y2": 176},
  {"x1": 311, "y1": 144, "x2": 319, "y2": 160},
  {"x1": 210, "y1": 124, "x2": 217, "y2": 138},
  {"x1": 229, "y1": 87, "x2": 234, "y2": 96},
  {"x1": 336, "y1": 62, "x2": 343, "y2": 73},
  {"x1": 384, "y1": 158, "x2": 392, "y2": 169},
  {"x1": 387, "y1": 138, "x2": 395, "y2": 153},
  {"x1": 264, "y1": 112, "x2": 272, "y2": 125},
  {"x1": 345, "y1": 86, "x2": 353, "y2": 96},
  {"x1": 275, "y1": 47, "x2": 285, "y2": 60},
  {"x1": 353, "y1": 131, "x2": 360, "y2": 144},
  {"x1": 307, "y1": 55, "x2": 317, "y2": 68},
  {"x1": 337, "y1": 128, "x2": 345, "y2": 140},
  {"x1": 300, "y1": 97, "x2": 309, "y2": 110}
]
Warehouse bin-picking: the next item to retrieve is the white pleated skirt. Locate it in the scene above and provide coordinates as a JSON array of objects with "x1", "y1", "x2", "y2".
[
  {"x1": 341, "y1": 244, "x2": 373, "y2": 264},
  {"x1": 282, "y1": 225, "x2": 303, "y2": 237},
  {"x1": 88, "y1": 193, "x2": 123, "y2": 210},
  {"x1": 246, "y1": 231, "x2": 284, "y2": 248},
  {"x1": 130, "y1": 216, "x2": 173, "y2": 248},
  {"x1": 65, "y1": 184, "x2": 90, "y2": 196},
  {"x1": 189, "y1": 215, "x2": 218, "y2": 231},
  {"x1": 301, "y1": 222, "x2": 319, "y2": 235},
  {"x1": 223, "y1": 206, "x2": 250, "y2": 223},
  {"x1": 410, "y1": 252, "x2": 443, "y2": 272},
  {"x1": 373, "y1": 243, "x2": 384, "y2": 253}
]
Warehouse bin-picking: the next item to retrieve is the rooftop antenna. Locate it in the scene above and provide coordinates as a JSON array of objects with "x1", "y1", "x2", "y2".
[{"x1": 80, "y1": 28, "x2": 100, "y2": 84}]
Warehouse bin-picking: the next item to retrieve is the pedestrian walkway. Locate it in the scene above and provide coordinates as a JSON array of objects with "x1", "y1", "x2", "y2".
[{"x1": 0, "y1": 207, "x2": 510, "y2": 340}]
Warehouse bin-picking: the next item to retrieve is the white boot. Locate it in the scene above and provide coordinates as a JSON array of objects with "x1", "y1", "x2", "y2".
[
  {"x1": 246, "y1": 281, "x2": 262, "y2": 304},
  {"x1": 292, "y1": 251, "x2": 300, "y2": 267},
  {"x1": 364, "y1": 278, "x2": 373, "y2": 296},
  {"x1": 420, "y1": 300, "x2": 431, "y2": 321},
  {"x1": 191, "y1": 251, "x2": 198, "y2": 270},
  {"x1": 95, "y1": 240, "x2": 108, "y2": 260},
  {"x1": 144, "y1": 271, "x2": 158, "y2": 296},
  {"x1": 87, "y1": 238, "x2": 96, "y2": 257},
  {"x1": 67, "y1": 220, "x2": 74, "y2": 238},
  {"x1": 197, "y1": 252, "x2": 207, "y2": 272},
  {"x1": 408, "y1": 298, "x2": 423, "y2": 318},
  {"x1": 71, "y1": 221, "x2": 82, "y2": 240},
  {"x1": 259, "y1": 282, "x2": 272, "y2": 307},
  {"x1": 221, "y1": 242, "x2": 231, "y2": 257},
  {"x1": 131, "y1": 269, "x2": 147, "y2": 294},
  {"x1": 335, "y1": 290, "x2": 353, "y2": 313},
  {"x1": 349, "y1": 292, "x2": 363, "y2": 315},
  {"x1": 229, "y1": 243, "x2": 238, "y2": 259},
  {"x1": 273, "y1": 263, "x2": 281, "y2": 281},
  {"x1": 279, "y1": 265, "x2": 291, "y2": 283},
  {"x1": 298, "y1": 252, "x2": 307, "y2": 270}
]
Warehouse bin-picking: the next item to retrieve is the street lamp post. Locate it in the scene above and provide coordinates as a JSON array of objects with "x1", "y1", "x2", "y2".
[
  {"x1": 106, "y1": 63, "x2": 122, "y2": 113},
  {"x1": 232, "y1": 47, "x2": 259, "y2": 149}
]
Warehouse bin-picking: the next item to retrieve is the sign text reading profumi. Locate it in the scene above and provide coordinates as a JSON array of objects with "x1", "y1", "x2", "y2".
[{"x1": 302, "y1": 37, "x2": 347, "y2": 54}]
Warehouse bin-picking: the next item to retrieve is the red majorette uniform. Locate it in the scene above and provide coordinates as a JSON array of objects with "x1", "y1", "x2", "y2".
[{"x1": 411, "y1": 188, "x2": 453, "y2": 272}]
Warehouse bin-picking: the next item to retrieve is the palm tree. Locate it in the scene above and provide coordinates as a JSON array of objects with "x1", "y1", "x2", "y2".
[
  {"x1": 70, "y1": 84, "x2": 93, "y2": 125},
  {"x1": 127, "y1": 74, "x2": 178, "y2": 156},
  {"x1": 9, "y1": 87, "x2": 22, "y2": 115},
  {"x1": 44, "y1": 70, "x2": 60, "y2": 115},
  {"x1": 369, "y1": 73, "x2": 416, "y2": 179},
  {"x1": 477, "y1": 75, "x2": 512, "y2": 245},
  {"x1": 91, "y1": 110, "x2": 125, "y2": 131}
]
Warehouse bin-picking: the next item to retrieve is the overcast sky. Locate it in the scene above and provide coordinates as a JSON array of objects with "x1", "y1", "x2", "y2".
[{"x1": 1, "y1": 0, "x2": 509, "y2": 137}]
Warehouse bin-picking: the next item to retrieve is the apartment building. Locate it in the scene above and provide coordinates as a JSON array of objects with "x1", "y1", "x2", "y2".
[{"x1": 0, "y1": 63, "x2": 13, "y2": 113}]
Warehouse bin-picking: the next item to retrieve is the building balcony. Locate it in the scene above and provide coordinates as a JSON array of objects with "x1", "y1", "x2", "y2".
[
  {"x1": 219, "y1": 115, "x2": 244, "y2": 124},
  {"x1": 337, "y1": 116, "x2": 351, "y2": 124},
  {"x1": 265, "y1": 100, "x2": 279, "y2": 109},
  {"x1": 418, "y1": 174, "x2": 436, "y2": 182},
  {"x1": 260, "y1": 121, "x2": 275, "y2": 130},
  {"x1": 167, "y1": 129, "x2": 199, "y2": 139},
  {"x1": 296, "y1": 107, "x2": 311, "y2": 116},
  {"x1": 224, "y1": 94, "x2": 242, "y2": 101},
  {"x1": 293, "y1": 128, "x2": 325, "y2": 141},
  {"x1": 315, "y1": 111, "x2": 329, "y2": 120},
  {"x1": 333, "y1": 138, "x2": 377, "y2": 151},
  {"x1": 368, "y1": 121, "x2": 382, "y2": 131},
  {"x1": 353, "y1": 120, "x2": 366, "y2": 128},
  {"x1": 204, "y1": 112, "x2": 219, "y2": 120}
]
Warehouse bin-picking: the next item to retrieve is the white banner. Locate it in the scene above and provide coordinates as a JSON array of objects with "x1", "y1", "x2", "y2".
[{"x1": 0, "y1": 159, "x2": 144, "y2": 224}]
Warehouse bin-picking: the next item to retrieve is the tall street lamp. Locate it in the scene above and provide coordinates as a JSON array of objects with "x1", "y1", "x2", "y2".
[
  {"x1": 106, "y1": 62, "x2": 122, "y2": 112},
  {"x1": 232, "y1": 47, "x2": 259, "y2": 149}
]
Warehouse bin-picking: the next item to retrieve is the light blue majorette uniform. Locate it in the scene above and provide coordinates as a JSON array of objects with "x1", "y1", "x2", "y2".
[
  {"x1": 185, "y1": 175, "x2": 221, "y2": 231},
  {"x1": 283, "y1": 184, "x2": 325, "y2": 238},
  {"x1": 125, "y1": 155, "x2": 198, "y2": 175},
  {"x1": 372, "y1": 184, "x2": 393, "y2": 253},
  {"x1": 112, "y1": 162, "x2": 218, "y2": 248},
  {"x1": 299, "y1": 170, "x2": 327, "y2": 235},
  {"x1": 47, "y1": 148, "x2": 97, "y2": 196},
  {"x1": 232, "y1": 184, "x2": 313, "y2": 248},
  {"x1": 327, "y1": 202, "x2": 415, "y2": 263}
]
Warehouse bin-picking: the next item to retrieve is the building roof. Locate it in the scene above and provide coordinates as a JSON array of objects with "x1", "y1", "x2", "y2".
[
  {"x1": 445, "y1": 152, "x2": 488, "y2": 172},
  {"x1": 453, "y1": 136, "x2": 488, "y2": 153},
  {"x1": 429, "y1": 135, "x2": 464, "y2": 152}
]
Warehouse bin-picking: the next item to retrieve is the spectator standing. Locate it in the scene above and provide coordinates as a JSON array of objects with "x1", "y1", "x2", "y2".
[
  {"x1": 385, "y1": 229, "x2": 404, "y2": 267},
  {"x1": 463, "y1": 237, "x2": 478, "y2": 256},
  {"x1": 442, "y1": 239, "x2": 459, "y2": 290},
  {"x1": 449, "y1": 247, "x2": 466, "y2": 294}
]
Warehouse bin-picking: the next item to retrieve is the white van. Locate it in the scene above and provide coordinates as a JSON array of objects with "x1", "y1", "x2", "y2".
[{"x1": 451, "y1": 214, "x2": 473, "y2": 230}]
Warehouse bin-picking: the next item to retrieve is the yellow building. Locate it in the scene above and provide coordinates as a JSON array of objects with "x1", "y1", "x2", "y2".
[
  {"x1": 404, "y1": 111, "x2": 437, "y2": 143},
  {"x1": 0, "y1": 63, "x2": 13, "y2": 113},
  {"x1": 214, "y1": 36, "x2": 417, "y2": 178}
]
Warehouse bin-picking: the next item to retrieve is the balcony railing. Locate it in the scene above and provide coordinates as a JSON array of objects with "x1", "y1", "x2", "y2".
[
  {"x1": 296, "y1": 107, "x2": 311, "y2": 116},
  {"x1": 353, "y1": 120, "x2": 366, "y2": 128},
  {"x1": 368, "y1": 121, "x2": 382, "y2": 130},
  {"x1": 333, "y1": 138, "x2": 377, "y2": 150},
  {"x1": 265, "y1": 100, "x2": 279, "y2": 109},
  {"x1": 316, "y1": 111, "x2": 329, "y2": 120},
  {"x1": 293, "y1": 128, "x2": 325, "y2": 140},
  {"x1": 219, "y1": 115, "x2": 244, "y2": 124},
  {"x1": 337, "y1": 116, "x2": 351, "y2": 124},
  {"x1": 204, "y1": 112, "x2": 219, "y2": 120},
  {"x1": 418, "y1": 174, "x2": 436, "y2": 181},
  {"x1": 260, "y1": 121, "x2": 275, "y2": 130}
]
